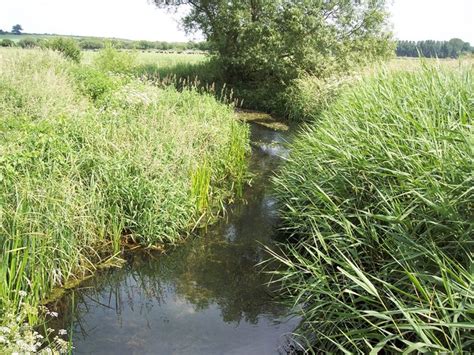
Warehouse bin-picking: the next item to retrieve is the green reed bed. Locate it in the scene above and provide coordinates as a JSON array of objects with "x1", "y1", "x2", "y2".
[
  {"x1": 271, "y1": 64, "x2": 473, "y2": 353},
  {"x1": 0, "y1": 48, "x2": 248, "y2": 350}
]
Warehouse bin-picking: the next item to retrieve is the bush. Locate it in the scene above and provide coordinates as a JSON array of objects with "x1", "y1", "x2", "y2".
[
  {"x1": 282, "y1": 73, "x2": 353, "y2": 121},
  {"x1": 17, "y1": 38, "x2": 38, "y2": 48},
  {"x1": 93, "y1": 44, "x2": 136, "y2": 73},
  {"x1": 78, "y1": 39, "x2": 104, "y2": 50},
  {"x1": 71, "y1": 66, "x2": 120, "y2": 103},
  {"x1": 272, "y1": 64, "x2": 473, "y2": 353},
  {"x1": 0, "y1": 39, "x2": 15, "y2": 47},
  {"x1": 42, "y1": 37, "x2": 81, "y2": 62}
]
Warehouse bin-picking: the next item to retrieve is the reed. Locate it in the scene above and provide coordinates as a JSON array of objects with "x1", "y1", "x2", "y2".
[{"x1": 271, "y1": 63, "x2": 473, "y2": 353}]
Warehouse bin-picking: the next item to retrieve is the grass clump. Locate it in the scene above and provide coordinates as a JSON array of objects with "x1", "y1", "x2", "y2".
[
  {"x1": 271, "y1": 64, "x2": 473, "y2": 353},
  {"x1": 0, "y1": 48, "x2": 249, "y2": 341}
]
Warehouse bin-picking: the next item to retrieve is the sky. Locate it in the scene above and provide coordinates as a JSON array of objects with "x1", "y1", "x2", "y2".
[{"x1": 1, "y1": 0, "x2": 473, "y2": 44}]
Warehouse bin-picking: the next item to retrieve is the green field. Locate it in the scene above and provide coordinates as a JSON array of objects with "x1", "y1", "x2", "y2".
[
  {"x1": 0, "y1": 33, "x2": 117, "y2": 43},
  {"x1": 81, "y1": 50, "x2": 208, "y2": 66}
]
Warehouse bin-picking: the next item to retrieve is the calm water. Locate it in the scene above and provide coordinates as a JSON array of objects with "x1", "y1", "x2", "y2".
[{"x1": 52, "y1": 123, "x2": 299, "y2": 354}]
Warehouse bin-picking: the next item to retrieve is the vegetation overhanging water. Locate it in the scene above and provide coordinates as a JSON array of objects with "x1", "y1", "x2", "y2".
[{"x1": 47, "y1": 122, "x2": 301, "y2": 354}]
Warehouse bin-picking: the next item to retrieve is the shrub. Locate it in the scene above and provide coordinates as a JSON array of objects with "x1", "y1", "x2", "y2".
[
  {"x1": 71, "y1": 66, "x2": 120, "y2": 103},
  {"x1": 271, "y1": 64, "x2": 473, "y2": 353},
  {"x1": 282, "y1": 73, "x2": 354, "y2": 121},
  {"x1": 17, "y1": 38, "x2": 38, "y2": 48},
  {"x1": 42, "y1": 37, "x2": 81, "y2": 62},
  {"x1": 78, "y1": 39, "x2": 104, "y2": 50},
  {"x1": 93, "y1": 44, "x2": 136, "y2": 73},
  {"x1": 0, "y1": 39, "x2": 15, "y2": 47}
]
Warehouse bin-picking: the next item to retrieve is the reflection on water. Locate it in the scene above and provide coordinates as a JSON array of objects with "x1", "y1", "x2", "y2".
[{"x1": 51, "y1": 123, "x2": 300, "y2": 354}]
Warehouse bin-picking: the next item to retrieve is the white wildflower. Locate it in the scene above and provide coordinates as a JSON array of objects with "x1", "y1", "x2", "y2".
[
  {"x1": 46, "y1": 310, "x2": 59, "y2": 318},
  {"x1": 0, "y1": 326, "x2": 9, "y2": 334}
]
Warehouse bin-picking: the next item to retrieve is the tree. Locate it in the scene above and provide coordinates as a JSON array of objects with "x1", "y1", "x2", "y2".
[
  {"x1": 11, "y1": 24, "x2": 23, "y2": 35},
  {"x1": 396, "y1": 38, "x2": 471, "y2": 59},
  {"x1": 153, "y1": 0, "x2": 393, "y2": 84},
  {"x1": 447, "y1": 38, "x2": 465, "y2": 58}
]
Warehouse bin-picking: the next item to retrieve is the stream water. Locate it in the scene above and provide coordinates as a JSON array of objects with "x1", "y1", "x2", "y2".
[{"x1": 51, "y1": 122, "x2": 299, "y2": 354}]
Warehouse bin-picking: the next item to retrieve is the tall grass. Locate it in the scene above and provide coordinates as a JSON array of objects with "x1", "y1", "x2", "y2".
[
  {"x1": 271, "y1": 63, "x2": 473, "y2": 353},
  {"x1": 0, "y1": 48, "x2": 249, "y2": 345}
]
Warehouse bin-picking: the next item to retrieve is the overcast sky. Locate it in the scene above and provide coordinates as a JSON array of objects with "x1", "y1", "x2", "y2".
[{"x1": 1, "y1": 0, "x2": 473, "y2": 43}]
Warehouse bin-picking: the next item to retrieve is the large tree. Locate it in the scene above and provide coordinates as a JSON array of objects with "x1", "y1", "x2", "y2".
[
  {"x1": 153, "y1": 0, "x2": 393, "y2": 83},
  {"x1": 11, "y1": 24, "x2": 23, "y2": 34}
]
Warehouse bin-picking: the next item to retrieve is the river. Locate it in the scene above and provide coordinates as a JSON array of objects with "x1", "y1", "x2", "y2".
[{"x1": 51, "y1": 121, "x2": 300, "y2": 354}]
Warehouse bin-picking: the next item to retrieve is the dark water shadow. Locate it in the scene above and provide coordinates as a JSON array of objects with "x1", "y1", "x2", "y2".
[{"x1": 49, "y1": 122, "x2": 301, "y2": 355}]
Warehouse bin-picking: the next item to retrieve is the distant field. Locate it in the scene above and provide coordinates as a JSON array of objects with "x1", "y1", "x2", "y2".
[
  {"x1": 389, "y1": 56, "x2": 473, "y2": 69},
  {"x1": 0, "y1": 33, "x2": 131, "y2": 43},
  {"x1": 81, "y1": 50, "x2": 209, "y2": 67},
  {"x1": 360, "y1": 56, "x2": 474, "y2": 76}
]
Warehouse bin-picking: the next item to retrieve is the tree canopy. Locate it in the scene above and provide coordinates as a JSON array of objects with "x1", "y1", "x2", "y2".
[
  {"x1": 11, "y1": 24, "x2": 23, "y2": 34},
  {"x1": 153, "y1": 0, "x2": 393, "y2": 84},
  {"x1": 396, "y1": 39, "x2": 473, "y2": 59}
]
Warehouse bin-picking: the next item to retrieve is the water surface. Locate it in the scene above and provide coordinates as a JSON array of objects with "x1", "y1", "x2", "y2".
[{"x1": 52, "y1": 122, "x2": 299, "y2": 355}]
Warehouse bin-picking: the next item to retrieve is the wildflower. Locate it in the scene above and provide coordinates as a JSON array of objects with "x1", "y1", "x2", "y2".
[
  {"x1": 46, "y1": 310, "x2": 59, "y2": 318},
  {"x1": 58, "y1": 329, "x2": 67, "y2": 336},
  {"x1": 0, "y1": 326, "x2": 9, "y2": 334},
  {"x1": 18, "y1": 290, "x2": 27, "y2": 298}
]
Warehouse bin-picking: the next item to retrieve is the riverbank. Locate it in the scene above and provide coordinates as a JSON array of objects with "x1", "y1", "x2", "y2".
[
  {"x1": 0, "y1": 48, "x2": 248, "y2": 352},
  {"x1": 272, "y1": 63, "x2": 473, "y2": 353},
  {"x1": 44, "y1": 121, "x2": 299, "y2": 354}
]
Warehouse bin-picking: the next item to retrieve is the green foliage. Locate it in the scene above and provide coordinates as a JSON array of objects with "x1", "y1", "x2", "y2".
[
  {"x1": 271, "y1": 64, "x2": 473, "y2": 352},
  {"x1": 152, "y1": 0, "x2": 394, "y2": 117},
  {"x1": 282, "y1": 73, "x2": 353, "y2": 120},
  {"x1": 93, "y1": 44, "x2": 136, "y2": 73},
  {"x1": 155, "y1": 0, "x2": 393, "y2": 85},
  {"x1": 71, "y1": 66, "x2": 120, "y2": 103},
  {"x1": 11, "y1": 24, "x2": 23, "y2": 35},
  {"x1": 0, "y1": 39, "x2": 15, "y2": 47},
  {"x1": 135, "y1": 40, "x2": 156, "y2": 50},
  {"x1": 397, "y1": 38, "x2": 473, "y2": 58},
  {"x1": 0, "y1": 49, "x2": 249, "y2": 343},
  {"x1": 78, "y1": 38, "x2": 104, "y2": 50},
  {"x1": 17, "y1": 38, "x2": 38, "y2": 48},
  {"x1": 42, "y1": 37, "x2": 81, "y2": 62}
]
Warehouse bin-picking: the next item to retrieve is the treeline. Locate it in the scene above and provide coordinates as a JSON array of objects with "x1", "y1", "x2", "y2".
[
  {"x1": 0, "y1": 34, "x2": 211, "y2": 52},
  {"x1": 397, "y1": 38, "x2": 473, "y2": 58}
]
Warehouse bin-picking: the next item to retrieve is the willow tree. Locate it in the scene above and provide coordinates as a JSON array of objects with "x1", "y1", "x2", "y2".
[{"x1": 154, "y1": 0, "x2": 392, "y2": 84}]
